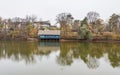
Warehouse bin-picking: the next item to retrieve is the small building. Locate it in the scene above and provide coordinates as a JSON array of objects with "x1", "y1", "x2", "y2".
[
  {"x1": 38, "y1": 30, "x2": 60, "y2": 40},
  {"x1": 40, "y1": 21, "x2": 51, "y2": 28}
]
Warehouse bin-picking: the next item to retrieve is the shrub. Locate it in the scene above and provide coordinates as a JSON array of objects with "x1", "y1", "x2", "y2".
[{"x1": 78, "y1": 25, "x2": 93, "y2": 40}]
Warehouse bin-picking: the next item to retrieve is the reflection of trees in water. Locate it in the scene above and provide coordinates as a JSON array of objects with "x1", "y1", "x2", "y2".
[
  {"x1": 0, "y1": 41, "x2": 38, "y2": 64},
  {"x1": 56, "y1": 43, "x2": 76, "y2": 66},
  {"x1": 106, "y1": 44, "x2": 120, "y2": 68},
  {"x1": 56, "y1": 50, "x2": 73, "y2": 66},
  {"x1": 0, "y1": 41, "x2": 120, "y2": 68},
  {"x1": 58, "y1": 42, "x2": 120, "y2": 68},
  {"x1": 77, "y1": 43, "x2": 103, "y2": 69},
  {"x1": 0, "y1": 41, "x2": 57, "y2": 64},
  {"x1": 86, "y1": 55, "x2": 100, "y2": 69}
]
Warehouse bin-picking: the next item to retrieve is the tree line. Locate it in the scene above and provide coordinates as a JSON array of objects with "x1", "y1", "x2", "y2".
[
  {"x1": 56, "y1": 11, "x2": 120, "y2": 40},
  {"x1": 0, "y1": 15, "x2": 39, "y2": 40},
  {"x1": 0, "y1": 11, "x2": 120, "y2": 40}
]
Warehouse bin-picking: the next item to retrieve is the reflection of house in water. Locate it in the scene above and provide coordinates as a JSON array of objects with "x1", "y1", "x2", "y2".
[
  {"x1": 38, "y1": 42, "x2": 60, "y2": 54},
  {"x1": 40, "y1": 42, "x2": 59, "y2": 46}
]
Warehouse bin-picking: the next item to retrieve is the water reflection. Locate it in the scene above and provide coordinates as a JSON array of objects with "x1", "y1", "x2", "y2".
[
  {"x1": 0, "y1": 41, "x2": 59, "y2": 64},
  {"x1": 0, "y1": 41, "x2": 120, "y2": 68},
  {"x1": 59, "y1": 42, "x2": 120, "y2": 68}
]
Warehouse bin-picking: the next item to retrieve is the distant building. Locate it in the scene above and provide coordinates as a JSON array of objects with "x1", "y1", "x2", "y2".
[
  {"x1": 40, "y1": 21, "x2": 51, "y2": 28},
  {"x1": 33, "y1": 21, "x2": 51, "y2": 30}
]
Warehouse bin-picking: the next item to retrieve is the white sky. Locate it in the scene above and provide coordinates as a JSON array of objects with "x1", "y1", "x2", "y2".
[{"x1": 0, "y1": 0, "x2": 120, "y2": 24}]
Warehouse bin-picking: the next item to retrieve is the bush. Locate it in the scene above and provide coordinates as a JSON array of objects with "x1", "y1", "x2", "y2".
[{"x1": 78, "y1": 25, "x2": 93, "y2": 40}]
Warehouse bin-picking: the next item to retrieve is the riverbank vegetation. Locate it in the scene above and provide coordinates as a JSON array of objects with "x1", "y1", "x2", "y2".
[
  {"x1": 0, "y1": 15, "x2": 39, "y2": 40},
  {"x1": 0, "y1": 12, "x2": 120, "y2": 41},
  {"x1": 56, "y1": 12, "x2": 120, "y2": 41}
]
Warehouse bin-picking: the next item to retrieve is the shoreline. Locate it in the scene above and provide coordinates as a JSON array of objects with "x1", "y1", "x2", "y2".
[
  {"x1": 60, "y1": 39, "x2": 120, "y2": 42},
  {"x1": 1, "y1": 38, "x2": 120, "y2": 43}
]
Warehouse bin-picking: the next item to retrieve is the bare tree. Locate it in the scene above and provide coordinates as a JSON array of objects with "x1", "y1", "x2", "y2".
[
  {"x1": 31, "y1": 15, "x2": 37, "y2": 22},
  {"x1": 56, "y1": 13, "x2": 74, "y2": 38},
  {"x1": 56, "y1": 13, "x2": 74, "y2": 26},
  {"x1": 87, "y1": 11, "x2": 100, "y2": 24},
  {"x1": 25, "y1": 15, "x2": 31, "y2": 23},
  {"x1": 25, "y1": 15, "x2": 37, "y2": 23}
]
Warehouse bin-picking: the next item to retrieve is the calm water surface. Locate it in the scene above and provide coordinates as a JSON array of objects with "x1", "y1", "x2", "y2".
[{"x1": 0, "y1": 41, "x2": 120, "y2": 75}]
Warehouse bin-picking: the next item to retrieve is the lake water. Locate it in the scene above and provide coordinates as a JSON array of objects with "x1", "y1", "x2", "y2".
[{"x1": 0, "y1": 41, "x2": 120, "y2": 75}]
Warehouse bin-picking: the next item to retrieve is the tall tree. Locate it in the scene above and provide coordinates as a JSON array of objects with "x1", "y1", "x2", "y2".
[
  {"x1": 87, "y1": 11, "x2": 100, "y2": 24},
  {"x1": 78, "y1": 18, "x2": 92, "y2": 40},
  {"x1": 56, "y1": 13, "x2": 74, "y2": 38},
  {"x1": 56, "y1": 13, "x2": 74, "y2": 26},
  {"x1": 95, "y1": 19, "x2": 105, "y2": 34},
  {"x1": 109, "y1": 13, "x2": 120, "y2": 34},
  {"x1": 87, "y1": 11, "x2": 100, "y2": 34},
  {"x1": 72, "y1": 20, "x2": 81, "y2": 31},
  {"x1": 81, "y1": 17, "x2": 88, "y2": 26}
]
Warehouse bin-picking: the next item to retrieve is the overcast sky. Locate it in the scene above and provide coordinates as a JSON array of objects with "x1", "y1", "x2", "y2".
[{"x1": 0, "y1": 0, "x2": 120, "y2": 24}]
